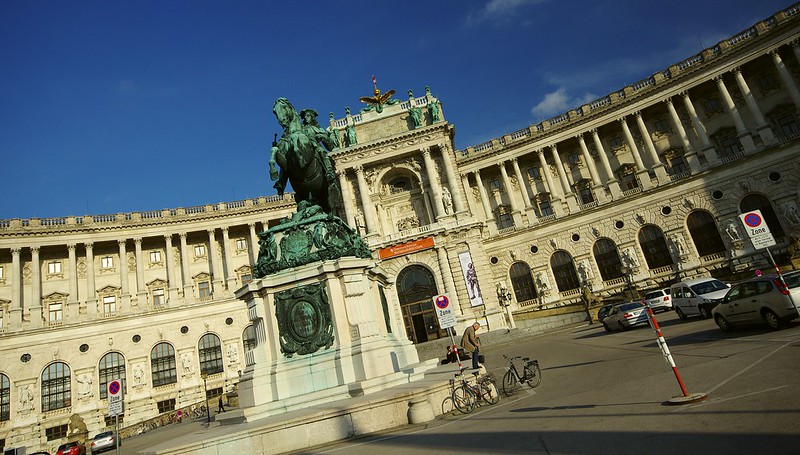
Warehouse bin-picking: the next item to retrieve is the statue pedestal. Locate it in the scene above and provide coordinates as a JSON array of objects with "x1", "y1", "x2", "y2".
[{"x1": 229, "y1": 257, "x2": 435, "y2": 424}]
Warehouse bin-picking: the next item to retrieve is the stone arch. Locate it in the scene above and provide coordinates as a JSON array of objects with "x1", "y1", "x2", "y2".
[
  {"x1": 638, "y1": 225, "x2": 673, "y2": 269},
  {"x1": 549, "y1": 250, "x2": 580, "y2": 292},
  {"x1": 740, "y1": 193, "x2": 785, "y2": 239},
  {"x1": 396, "y1": 264, "x2": 443, "y2": 344},
  {"x1": 592, "y1": 238, "x2": 624, "y2": 281},
  {"x1": 508, "y1": 261, "x2": 538, "y2": 303},
  {"x1": 686, "y1": 209, "x2": 726, "y2": 256}
]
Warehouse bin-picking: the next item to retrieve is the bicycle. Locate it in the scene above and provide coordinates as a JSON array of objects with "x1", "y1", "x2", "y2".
[
  {"x1": 451, "y1": 368, "x2": 500, "y2": 414},
  {"x1": 501, "y1": 355, "x2": 542, "y2": 396}
]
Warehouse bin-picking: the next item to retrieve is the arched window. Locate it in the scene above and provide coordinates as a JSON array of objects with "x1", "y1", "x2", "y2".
[
  {"x1": 550, "y1": 251, "x2": 580, "y2": 292},
  {"x1": 593, "y1": 238, "x2": 623, "y2": 281},
  {"x1": 242, "y1": 325, "x2": 257, "y2": 352},
  {"x1": 0, "y1": 373, "x2": 9, "y2": 421},
  {"x1": 396, "y1": 265, "x2": 442, "y2": 344},
  {"x1": 42, "y1": 362, "x2": 71, "y2": 412},
  {"x1": 740, "y1": 194, "x2": 785, "y2": 239},
  {"x1": 98, "y1": 352, "x2": 126, "y2": 399},
  {"x1": 638, "y1": 225, "x2": 673, "y2": 269},
  {"x1": 687, "y1": 210, "x2": 726, "y2": 256},
  {"x1": 509, "y1": 261, "x2": 537, "y2": 302},
  {"x1": 198, "y1": 334, "x2": 224, "y2": 376},
  {"x1": 150, "y1": 343, "x2": 177, "y2": 387}
]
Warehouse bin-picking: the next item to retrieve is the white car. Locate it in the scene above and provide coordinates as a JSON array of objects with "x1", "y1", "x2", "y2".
[
  {"x1": 643, "y1": 288, "x2": 672, "y2": 312},
  {"x1": 670, "y1": 277, "x2": 730, "y2": 320}
]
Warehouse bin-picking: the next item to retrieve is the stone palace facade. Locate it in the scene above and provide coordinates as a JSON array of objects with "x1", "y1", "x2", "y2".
[{"x1": 2, "y1": 4, "x2": 800, "y2": 452}]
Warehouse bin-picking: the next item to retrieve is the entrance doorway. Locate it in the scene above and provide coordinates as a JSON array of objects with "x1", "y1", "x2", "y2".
[{"x1": 396, "y1": 265, "x2": 446, "y2": 344}]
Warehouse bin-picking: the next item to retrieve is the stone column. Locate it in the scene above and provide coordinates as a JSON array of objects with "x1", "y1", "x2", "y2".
[
  {"x1": 510, "y1": 158, "x2": 534, "y2": 210},
  {"x1": 733, "y1": 67, "x2": 775, "y2": 145},
  {"x1": 436, "y1": 246, "x2": 462, "y2": 316},
  {"x1": 67, "y1": 243, "x2": 79, "y2": 319},
  {"x1": 29, "y1": 247, "x2": 42, "y2": 327},
  {"x1": 10, "y1": 247, "x2": 22, "y2": 326},
  {"x1": 134, "y1": 238, "x2": 146, "y2": 308},
  {"x1": 681, "y1": 92, "x2": 718, "y2": 165},
  {"x1": 208, "y1": 229, "x2": 224, "y2": 295},
  {"x1": 550, "y1": 145, "x2": 572, "y2": 196},
  {"x1": 221, "y1": 227, "x2": 237, "y2": 292},
  {"x1": 164, "y1": 234, "x2": 180, "y2": 303},
  {"x1": 619, "y1": 116, "x2": 652, "y2": 190},
  {"x1": 590, "y1": 130, "x2": 622, "y2": 199},
  {"x1": 665, "y1": 98, "x2": 702, "y2": 173},
  {"x1": 634, "y1": 112, "x2": 669, "y2": 184},
  {"x1": 474, "y1": 169, "x2": 497, "y2": 232},
  {"x1": 715, "y1": 76, "x2": 756, "y2": 153},
  {"x1": 179, "y1": 233, "x2": 193, "y2": 298},
  {"x1": 461, "y1": 174, "x2": 478, "y2": 218},
  {"x1": 354, "y1": 165, "x2": 378, "y2": 237},
  {"x1": 576, "y1": 134, "x2": 608, "y2": 203},
  {"x1": 537, "y1": 149, "x2": 560, "y2": 198},
  {"x1": 117, "y1": 239, "x2": 130, "y2": 311},
  {"x1": 440, "y1": 143, "x2": 467, "y2": 215},
  {"x1": 248, "y1": 223, "x2": 260, "y2": 266},
  {"x1": 771, "y1": 49, "x2": 800, "y2": 110},
  {"x1": 85, "y1": 242, "x2": 98, "y2": 318},
  {"x1": 498, "y1": 161, "x2": 522, "y2": 226},
  {"x1": 422, "y1": 147, "x2": 446, "y2": 220},
  {"x1": 337, "y1": 170, "x2": 356, "y2": 228}
]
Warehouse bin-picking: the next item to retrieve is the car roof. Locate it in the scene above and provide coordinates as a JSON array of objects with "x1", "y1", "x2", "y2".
[
  {"x1": 670, "y1": 277, "x2": 722, "y2": 287},
  {"x1": 94, "y1": 430, "x2": 114, "y2": 437}
]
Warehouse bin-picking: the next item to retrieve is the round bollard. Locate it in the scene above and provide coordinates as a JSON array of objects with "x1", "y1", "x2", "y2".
[{"x1": 407, "y1": 397, "x2": 435, "y2": 424}]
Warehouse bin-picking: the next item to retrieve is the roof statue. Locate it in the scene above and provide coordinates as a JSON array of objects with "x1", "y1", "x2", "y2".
[{"x1": 358, "y1": 75, "x2": 399, "y2": 113}]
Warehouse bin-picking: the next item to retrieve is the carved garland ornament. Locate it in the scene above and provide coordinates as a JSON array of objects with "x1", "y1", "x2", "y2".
[{"x1": 274, "y1": 283, "x2": 334, "y2": 357}]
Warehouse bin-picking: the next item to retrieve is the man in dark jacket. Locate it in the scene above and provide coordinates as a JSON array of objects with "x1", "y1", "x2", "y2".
[{"x1": 461, "y1": 322, "x2": 481, "y2": 370}]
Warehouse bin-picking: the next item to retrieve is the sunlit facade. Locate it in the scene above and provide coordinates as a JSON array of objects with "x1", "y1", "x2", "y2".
[{"x1": 2, "y1": 5, "x2": 800, "y2": 452}]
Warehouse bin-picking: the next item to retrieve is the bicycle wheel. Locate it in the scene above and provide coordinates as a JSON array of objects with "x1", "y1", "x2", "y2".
[
  {"x1": 481, "y1": 381, "x2": 500, "y2": 405},
  {"x1": 452, "y1": 385, "x2": 476, "y2": 414},
  {"x1": 525, "y1": 362, "x2": 542, "y2": 388},
  {"x1": 502, "y1": 370, "x2": 517, "y2": 396}
]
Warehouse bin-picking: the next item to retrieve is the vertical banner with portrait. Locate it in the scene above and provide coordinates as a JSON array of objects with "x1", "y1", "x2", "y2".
[{"x1": 459, "y1": 251, "x2": 484, "y2": 307}]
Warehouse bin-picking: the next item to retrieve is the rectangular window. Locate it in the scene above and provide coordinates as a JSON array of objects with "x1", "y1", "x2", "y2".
[
  {"x1": 497, "y1": 212, "x2": 514, "y2": 229},
  {"x1": 527, "y1": 167, "x2": 541, "y2": 180},
  {"x1": 621, "y1": 174, "x2": 639, "y2": 190},
  {"x1": 0, "y1": 266, "x2": 4, "y2": 279},
  {"x1": 608, "y1": 136, "x2": 624, "y2": 149},
  {"x1": 153, "y1": 289, "x2": 165, "y2": 307},
  {"x1": 49, "y1": 303, "x2": 63, "y2": 322},
  {"x1": 156, "y1": 398, "x2": 176, "y2": 414},
  {"x1": 48, "y1": 261, "x2": 62, "y2": 274},
  {"x1": 778, "y1": 115, "x2": 800, "y2": 137},
  {"x1": 757, "y1": 73, "x2": 778, "y2": 92},
  {"x1": 198, "y1": 281, "x2": 212, "y2": 300},
  {"x1": 103, "y1": 296, "x2": 116, "y2": 314},
  {"x1": 489, "y1": 178, "x2": 501, "y2": 191},
  {"x1": 194, "y1": 245, "x2": 206, "y2": 258},
  {"x1": 104, "y1": 414, "x2": 124, "y2": 427},
  {"x1": 539, "y1": 200, "x2": 553, "y2": 217},
  {"x1": 101, "y1": 256, "x2": 114, "y2": 269},
  {"x1": 567, "y1": 152, "x2": 580, "y2": 166},
  {"x1": 579, "y1": 187, "x2": 594, "y2": 205},
  {"x1": 653, "y1": 118, "x2": 670, "y2": 133},
  {"x1": 670, "y1": 157, "x2": 689, "y2": 175},
  {"x1": 46, "y1": 424, "x2": 69, "y2": 441},
  {"x1": 703, "y1": 98, "x2": 721, "y2": 114},
  {"x1": 150, "y1": 251, "x2": 162, "y2": 263},
  {"x1": 720, "y1": 137, "x2": 741, "y2": 158},
  {"x1": 207, "y1": 387, "x2": 224, "y2": 399},
  {"x1": 235, "y1": 239, "x2": 248, "y2": 251}
]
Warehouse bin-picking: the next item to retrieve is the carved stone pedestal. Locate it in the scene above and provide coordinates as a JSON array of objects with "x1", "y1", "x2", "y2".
[{"x1": 227, "y1": 257, "x2": 435, "y2": 424}]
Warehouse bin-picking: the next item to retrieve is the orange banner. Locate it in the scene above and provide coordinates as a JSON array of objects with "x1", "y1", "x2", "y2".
[{"x1": 378, "y1": 237, "x2": 435, "y2": 260}]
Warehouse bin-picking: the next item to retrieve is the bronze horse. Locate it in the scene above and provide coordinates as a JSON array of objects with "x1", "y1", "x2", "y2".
[{"x1": 269, "y1": 98, "x2": 339, "y2": 214}]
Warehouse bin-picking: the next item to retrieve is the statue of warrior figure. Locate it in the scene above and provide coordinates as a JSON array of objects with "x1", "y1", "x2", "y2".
[{"x1": 269, "y1": 98, "x2": 340, "y2": 214}]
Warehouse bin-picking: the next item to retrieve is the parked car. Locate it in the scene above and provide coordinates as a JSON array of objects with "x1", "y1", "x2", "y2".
[
  {"x1": 596, "y1": 303, "x2": 616, "y2": 322},
  {"x1": 670, "y1": 277, "x2": 730, "y2": 320},
  {"x1": 602, "y1": 301, "x2": 649, "y2": 332},
  {"x1": 643, "y1": 288, "x2": 672, "y2": 312},
  {"x1": 712, "y1": 272, "x2": 800, "y2": 332},
  {"x1": 55, "y1": 441, "x2": 85, "y2": 455},
  {"x1": 89, "y1": 430, "x2": 119, "y2": 454}
]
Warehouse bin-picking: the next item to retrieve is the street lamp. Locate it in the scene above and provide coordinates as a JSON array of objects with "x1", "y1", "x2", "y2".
[
  {"x1": 496, "y1": 281, "x2": 516, "y2": 331},
  {"x1": 201, "y1": 372, "x2": 210, "y2": 424}
]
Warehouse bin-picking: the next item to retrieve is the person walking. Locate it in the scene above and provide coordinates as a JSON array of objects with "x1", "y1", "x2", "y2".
[
  {"x1": 218, "y1": 397, "x2": 226, "y2": 413},
  {"x1": 461, "y1": 322, "x2": 482, "y2": 370}
]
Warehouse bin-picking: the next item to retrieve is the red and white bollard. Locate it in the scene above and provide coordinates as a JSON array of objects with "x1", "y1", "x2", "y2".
[{"x1": 645, "y1": 307, "x2": 707, "y2": 404}]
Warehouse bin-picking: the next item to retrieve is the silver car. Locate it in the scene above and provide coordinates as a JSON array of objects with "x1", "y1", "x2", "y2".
[
  {"x1": 89, "y1": 431, "x2": 119, "y2": 454},
  {"x1": 602, "y1": 301, "x2": 649, "y2": 332},
  {"x1": 643, "y1": 288, "x2": 672, "y2": 312},
  {"x1": 712, "y1": 272, "x2": 800, "y2": 331}
]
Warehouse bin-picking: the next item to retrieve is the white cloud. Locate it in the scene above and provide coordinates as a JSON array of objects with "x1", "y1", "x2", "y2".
[
  {"x1": 530, "y1": 87, "x2": 596, "y2": 119},
  {"x1": 466, "y1": 0, "x2": 547, "y2": 26}
]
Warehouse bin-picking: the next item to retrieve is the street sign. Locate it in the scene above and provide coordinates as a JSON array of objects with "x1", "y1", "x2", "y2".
[
  {"x1": 739, "y1": 210, "x2": 776, "y2": 248},
  {"x1": 432, "y1": 294, "x2": 457, "y2": 329},
  {"x1": 108, "y1": 378, "x2": 124, "y2": 416}
]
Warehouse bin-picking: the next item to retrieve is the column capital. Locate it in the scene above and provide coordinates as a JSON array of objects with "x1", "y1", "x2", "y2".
[
  {"x1": 11, "y1": 247, "x2": 21, "y2": 255},
  {"x1": 663, "y1": 97, "x2": 674, "y2": 106},
  {"x1": 163, "y1": 234, "x2": 173, "y2": 244},
  {"x1": 207, "y1": 228, "x2": 215, "y2": 235},
  {"x1": 179, "y1": 232, "x2": 187, "y2": 240},
  {"x1": 789, "y1": 39, "x2": 800, "y2": 48},
  {"x1": 617, "y1": 116, "x2": 629, "y2": 125},
  {"x1": 769, "y1": 48, "x2": 781, "y2": 58},
  {"x1": 496, "y1": 160, "x2": 506, "y2": 168},
  {"x1": 440, "y1": 142, "x2": 453, "y2": 153},
  {"x1": 575, "y1": 133, "x2": 586, "y2": 142},
  {"x1": 680, "y1": 91, "x2": 691, "y2": 99},
  {"x1": 85, "y1": 242, "x2": 94, "y2": 249},
  {"x1": 336, "y1": 168, "x2": 347, "y2": 177},
  {"x1": 30, "y1": 246, "x2": 40, "y2": 254},
  {"x1": 731, "y1": 66, "x2": 742, "y2": 75},
  {"x1": 713, "y1": 74, "x2": 725, "y2": 83},
  {"x1": 474, "y1": 168, "x2": 482, "y2": 177},
  {"x1": 118, "y1": 239, "x2": 127, "y2": 247},
  {"x1": 633, "y1": 110, "x2": 643, "y2": 119},
  {"x1": 354, "y1": 164, "x2": 364, "y2": 173},
  {"x1": 221, "y1": 226, "x2": 229, "y2": 234},
  {"x1": 550, "y1": 143, "x2": 559, "y2": 152},
  {"x1": 510, "y1": 156, "x2": 518, "y2": 164},
  {"x1": 248, "y1": 222, "x2": 256, "y2": 228},
  {"x1": 589, "y1": 128, "x2": 599, "y2": 135},
  {"x1": 134, "y1": 237, "x2": 143, "y2": 245},
  {"x1": 67, "y1": 243, "x2": 76, "y2": 251},
  {"x1": 421, "y1": 147, "x2": 432, "y2": 157}
]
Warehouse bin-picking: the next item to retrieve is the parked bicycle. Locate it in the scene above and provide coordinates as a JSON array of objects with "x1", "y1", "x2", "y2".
[
  {"x1": 450, "y1": 368, "x2": 500, "y2": 414},
  {"x1": 501, "y1": 355, "x2": 542, "y2": 396}
]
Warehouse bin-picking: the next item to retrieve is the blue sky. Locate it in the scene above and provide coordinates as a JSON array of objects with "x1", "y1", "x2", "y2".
[{"x1": 0, "y1": 0, "x2": 792, "y2": 219}]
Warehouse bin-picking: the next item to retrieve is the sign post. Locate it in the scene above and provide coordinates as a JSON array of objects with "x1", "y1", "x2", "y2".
[
  {"x1": 738, "y1": 210, "x2": 800, "y2": 317},
  {"x1": 107, "y1": 378, "x2": 124, "y2": 455},
  {"x1": 432, "y1": 294, "x2": 461, "y2": 368}
]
